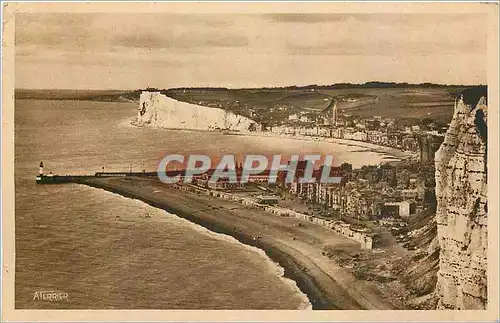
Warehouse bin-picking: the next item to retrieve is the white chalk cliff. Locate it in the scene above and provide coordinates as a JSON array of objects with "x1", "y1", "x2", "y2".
[
  {"x1": 135, "y1": 91, "x2": 259, "y2": 132},
  {"x1": 434, "y1": 95, "x2": 488, "y2": 309}
]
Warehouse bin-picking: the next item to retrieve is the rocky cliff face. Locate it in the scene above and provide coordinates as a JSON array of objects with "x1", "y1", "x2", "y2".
[
  {"x1": 434, "y1": 91, "x2": 488, "y2": 309},
  {"x1": 135, "y1": 91, "x2": 259, "y2": 132}
]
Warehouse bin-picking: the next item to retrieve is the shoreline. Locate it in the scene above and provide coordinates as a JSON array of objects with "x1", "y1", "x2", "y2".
[
  {"x1": 224, "y1": 131, "x2": 414, "y2": 160},
  {"x1": 112, "y1": 189, "x2": 313, "y2": 310},
  {"x1": 75, "y1": 176, "x2": 396, "y2": 310},
  {"x1": 126, "y1": 119, "x2": 415, "y2": 161},
  {"x1": 81, "y1": 179, "x2": 340, "y2": 309}
]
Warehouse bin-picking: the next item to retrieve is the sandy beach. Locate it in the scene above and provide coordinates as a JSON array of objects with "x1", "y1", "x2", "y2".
[
  {"x1": 224, "y1": 131, "x2": 415, "y2": 160},
  {"x1": 77, "y1": 176, "x2": 397, "y2": 310},
  {"x1": 126, "y1": 118, "x2": 414, "y2": 162}
]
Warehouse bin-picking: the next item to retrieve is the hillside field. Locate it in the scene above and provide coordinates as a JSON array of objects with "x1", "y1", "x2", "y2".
[{"x1": 16, "y1": 85, "x2": 482, "y2": 125}]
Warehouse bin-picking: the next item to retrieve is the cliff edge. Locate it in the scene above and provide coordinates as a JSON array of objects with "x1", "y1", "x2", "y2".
[
  {"x1": 434, "y1": 89, "x2": 488, "y2": 309},
  {"x1": 135, "y1": 91, "x2": 260, "y2": 132}
]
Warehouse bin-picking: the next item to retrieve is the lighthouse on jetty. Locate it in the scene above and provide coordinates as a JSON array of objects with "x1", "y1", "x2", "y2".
[
  {"x1": 36, "y1": 161, "x2": 48, "y2": 183},
  {"x1": 35, "y1": 162, "x2": 156, "y2": 184},
  {"x1": 36, "y1": 161, "x2": 60, "y2": 184}
]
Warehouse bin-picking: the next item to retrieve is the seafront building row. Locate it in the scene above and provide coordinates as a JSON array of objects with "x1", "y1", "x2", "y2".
[
  {"x1": 178, "y1": 157, "x2": 438, "y2": 250},
  {"x1": 173, "y1": 182, "x2": 375, "y2": 249},
  {"x1": 268, "y1": 123, "x2": 444, "y2": 162}
]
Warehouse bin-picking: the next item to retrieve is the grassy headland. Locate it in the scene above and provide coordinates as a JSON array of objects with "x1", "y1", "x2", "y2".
[{"x1": 15, "y1": 83, "x2": 485, "y2": 126}]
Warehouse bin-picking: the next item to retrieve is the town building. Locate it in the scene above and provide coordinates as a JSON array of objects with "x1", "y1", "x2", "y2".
[
  {"x1": 256, "y1": 195, "x2": 279, "y2": 205},
  {"x1": 382, "y1": 201, "x2": 411, "y2": 217}
]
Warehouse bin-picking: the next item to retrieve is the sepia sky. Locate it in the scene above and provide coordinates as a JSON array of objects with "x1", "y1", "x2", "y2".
[{"x1": 15, "y1": 13, "x2": 487, "y2": 89}]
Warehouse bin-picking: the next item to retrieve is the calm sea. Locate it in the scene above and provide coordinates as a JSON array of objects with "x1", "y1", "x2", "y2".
[{"x1": 14, "y1": 99, "x2": 393, "y2": 309}]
